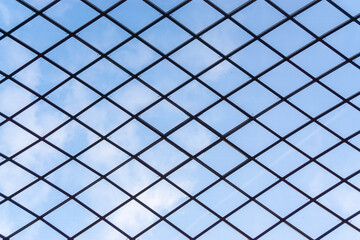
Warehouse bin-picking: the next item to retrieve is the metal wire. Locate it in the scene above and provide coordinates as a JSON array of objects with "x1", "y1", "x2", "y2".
[{"x1": 0, "y1": 0, "x2": 360, "y2": 239}]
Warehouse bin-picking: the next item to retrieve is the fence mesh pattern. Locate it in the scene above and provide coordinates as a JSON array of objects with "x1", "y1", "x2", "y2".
[{"x1": 1, "y1": 0, "x2": 360, "y2": 239}]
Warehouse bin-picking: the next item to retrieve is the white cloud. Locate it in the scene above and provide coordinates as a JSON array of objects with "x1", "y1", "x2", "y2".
[
  {"x1": 139, "y1": 181, "x2": 186, "y2": 215},
  {"x1": 14, "y1": 60, "x2": 42, "y2": 89},
  {"x1": 0, "y1": 122, "x2": 37, "y2": 156},
  {"x1": 0, "y1": 162, "x2": 35, "y2": 196},
  {"x1": 169, "y1": 121, "x2": 217, "y2": 154},
  {"x1": 110, "y1": 80, "x2": 159, "y2": 114},
  {"x1": 0, "y1": 2, "x2": 11, "y2": 26},
  {"x1": 0, "y1": 81, "x2": 35, "y2": 116},
  {"x1": 0, "y1": 201, "x2": 34, "y2": 237},
  {"x1": 0, "y1": 38, "x2": 34, "y2": 74},
  {"x1": 108, "y1": 200, "x2": 156, "y2": 236}
]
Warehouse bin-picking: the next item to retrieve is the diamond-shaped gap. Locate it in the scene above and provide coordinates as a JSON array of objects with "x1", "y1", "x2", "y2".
[
  {"x1": 287, "y1": 122, "x2": 340, "y2": 158},
  {"x1": 168, "y1": 160, "x2": 218, "y2": 195},
  {"x1": 0, "y1": 37, "x2": 35, "y2": 74},
  {"x1": 289, "y1": 82, "x2": 341, "y2": 118},
  {"x1": 287, "y1": 162, "x2": 339, "y2": 197},
  {"x1": 198, "y1": 141, "x2": 247, "y2": 175},
  {"x1": 11, "y1": 220, "x2": 65, "y2": 240},
  {"x1": 140, "y1": 99, "x2": 188, "y2": 133},
  {"x1": 0, "y1": 115, "x2": 5, "y2": 125},
  {"x1": 348, "y1": 137, "x2": 360, "y2": 158},
  {"x1": 13, "y1": 180, "x2": 67, "y2": 215},
  {"x1": 259, "y1": 222, "x2": 307, "y2": 240},
  {"x1": 109, "y1": 79, "x2": 159, "y2": 114},
  {"x1": 14, "y1": 100, "x2": 69, "y2": 136},
  {"x1": 262, "y1": 20, "x2": 314, "y2": 56},
  {"x1": 46, "y1": 120, "x2": 99, "y2": 155},
  {"x1": 108, "y1": 159, "x2": 158, "y2": 195},
  {"x1": 45, "y1": 0, "x2": 98, "y2": 31},
  {"x1": 260, "y1": 61, "x2": 311, "y2": 97},
  {"x1": 140, "y1": 221, "x2": 187, "y2": 240},
  {"x1": 14, "y1": 57, "x2": 69, "y2": 95},
  {"x1": 227, "y1": 161, "x2": 278, "y2": 197},
  {"x1": 76, "y1": 179, "x2": 128, "y2": 215},
  {"x1": 109, "y1": 36, "x2": 160, "y2": 74},
  {"x1": 140, "y1": 59, "x2": 189, "y2": 94},
  {"x1": 350, "y1": 213, "x2": 360, "y2": 229},
  {"x1": 210, "y1": 0, "x2": 248, "y2": 13},
  {"x1": 109, "y1": 0, "x2": 160, "y2": 32},
  {"x1": 288, "y1": 203, "x2": 340, "y2": 239},
  {"x1": 24, "y1": 0, "x2": 54, "y2": 9},
  {"x1": 231, "y1": 40, "x2": 282, "y2": 76},
  {"x1": 227, "y1": 201, "x2": 278, "y2": 238},
  {"x1": 138, "y1": 180, "x2": 188, "y2": 216},
  {"x1": 109, "y1": 119, "x2": 159, "y2": 154},
  {"x1": 79, "y1": 99, "x2": 130, "y2": 135},
  {"x1": 107, "y1": 200, "x2": 158, "y2": 237},
  {"x1": 319, "y1": 183, "x2": 360, "y2": 219},
  {"x1": 170, "y1": 80, "x2": 219, "y2": 115},
  {"x1": 325, "y1": 22, "x2": 360, "y2": 58},
  {"x1": 0, "y1": 1, "x2": 33, "y2": 31},
  {"x1": 46, "y1": 79, "x2": 99, "y2": 115},
  {"x1": 332, "y1": 0, "x2": 360, "y2": 16},
  {"x1": 349, "y1": 172, "x2": 360, "y2": 188},
  {"x1": 322, "y1": 224, "x2": 360, "y2": 240},
  {"x1": 75, "y1": 220, "x2": 127, "y2": 240},
  {"x1": 78, "y1": 17, "x2": 130, "y2": 53},
  {"x1": 198, "y1": 221, "x2": 248, "y2": 240},
  {"x1": 291, "y1": 42, "x2": 344, "y2": 77},
  {"x1": 318, "y1": 143, "x2": 360, "y2": 178},
  {"x1": 233, "y1": 0, "x2": 285, "y2": 35},
  {"x1": 78, "y1": 58, "x2": 129, "y2": 94},
  {"x1": 0, "y1": 161, "x2": 35, "y2": 196},
  {"x1": 321, "y1": 63, "x2": 360, "y2": 98},
  {"x1": 0, "y1": 80, "x2": 37, "y2": 116},
  {"x1": 257, "y1": 142, "x2": 308, "y2": 177},
  {"x1": 149, "y1": 0, "x2": 183, "y2": 12},
  {"x1": 201, "y1": 19, "x2": 252, "y2": 55},
  {"x1": 15, "y1": 141, "x2": 67, "y2": 176},
  {"x1": 139, "y1": 140, "x2": 187, "y2": 175},
  {"x1": 295, "y1": 0, "x2": 347, "y2": 36},
  {"x1": 171, "y1": 0, "x2": 222, "y2": 34},
  {"x1": 320, "y1": 103, "x2": 360, "y2": 138},
  {"x1": 46, "y1": 38, "x2": 99, "y2": 73},
  {"x1": 197, "y1": 181, "x2": 248, "y2": 217},
  {"x1": 352, "y1": 94, "x2": 360, "y2": 109},
  {"x1": 167, "y1": 200, "x2": 218, "y2": 238},
  {"x1": 85, "y1": 0, "x2": 119, "y2": 11},
  {"x1": 168, "y1": 120, "x2": 219, "y2": 155},
  {"x1": 77, "y1": 140, "x2": 128, "y2": 174},
  {"x1": 258, "y1": 101, "x2": 309, "y2": 137},
  {"x1": 270, "y1": 0, "x2": 313, "y2": 14},
  {"x1": 199, "y1": 60, "x2": 250, "y2": 95},
  {"x1": 257, "y1": 181, "x2": 308, "y2": 218},
  {"x1": 46, "y1": 160, "x2": 98, "y2": 195},
  {"x1": 12, "y1": 16, "x2": 66, "y2": 52},
  {"x1": 0, "y1": 201, "x2": 35, "y2": 237},
  {"x1": 227, "y1": 121, "x2": 278, "y2": 157},
  {"x1": 229, "y1": 81, "x2": 279, "y2": 116},
  {"x1": 141, "y1": 18, "x2": 191, "y2": 54},
  {"x1": 44, "y1": 200, "x2": 98, "y2": 237},
  {"x1": 0, "y1": 122, "x2": 37, "y2": 156},
  {"x1": 199, "y1": 100, "x2": 248, "y2": 134},
  {"x1": 170, "y1": 39, "x2": 221, "y2": 74}
]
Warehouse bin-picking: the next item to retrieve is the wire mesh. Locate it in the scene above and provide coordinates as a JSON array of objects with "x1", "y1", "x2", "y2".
[{"x1": 0, "y1": 0, "x2": 360, "y2": 239}]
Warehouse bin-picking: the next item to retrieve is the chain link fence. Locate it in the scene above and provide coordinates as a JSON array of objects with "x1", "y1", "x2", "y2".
[{"x1": 0, "y1": 0, "x2": 360, "y2": 239}]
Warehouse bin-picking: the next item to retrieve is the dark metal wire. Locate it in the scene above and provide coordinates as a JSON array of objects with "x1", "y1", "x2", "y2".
[{"x1": 0, "y1": 0, "x2": 360, "y2": 239}]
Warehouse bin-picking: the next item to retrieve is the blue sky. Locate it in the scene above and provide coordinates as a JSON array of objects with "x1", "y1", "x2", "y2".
[{"x1": 1, "y1": 0, "x2": 360, "y2": 239}]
